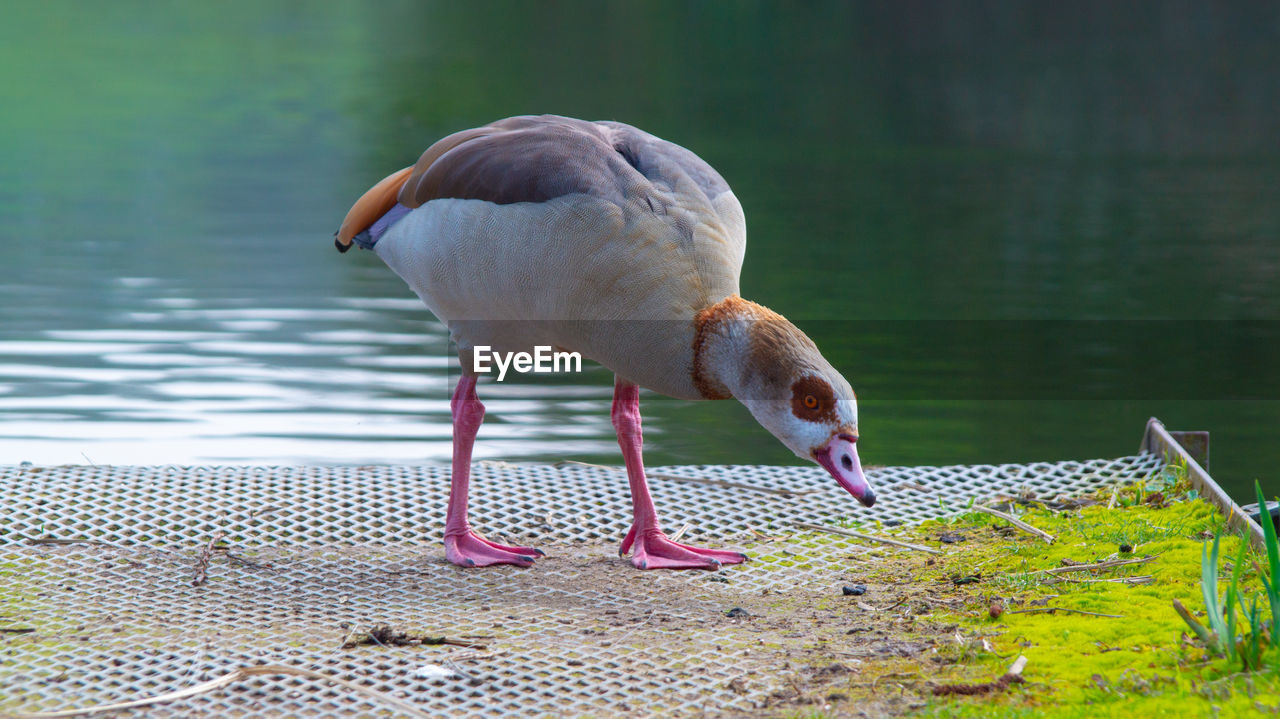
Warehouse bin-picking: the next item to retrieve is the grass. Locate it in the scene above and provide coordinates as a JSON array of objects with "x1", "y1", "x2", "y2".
[{"x1": 1174, "y1": 481, "x2": 1280, "y2": 673}]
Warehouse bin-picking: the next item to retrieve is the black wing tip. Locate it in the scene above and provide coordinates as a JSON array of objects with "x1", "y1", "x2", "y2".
[{"x1": 334, "y1": 233, "x2": 351, "y2": 253}]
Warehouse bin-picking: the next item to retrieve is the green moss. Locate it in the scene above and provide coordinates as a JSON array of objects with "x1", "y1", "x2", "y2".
[{"x1": 884, "y1": 480, "x2": 1280, "y2": 718}]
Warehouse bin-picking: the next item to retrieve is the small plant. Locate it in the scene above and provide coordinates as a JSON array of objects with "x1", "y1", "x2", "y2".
[
  {"x1": 1173, "y1": 480, "x2": 1279, "y2": 672},
  {"x1": 1255, "y1": 476, "x2": 1280, "y2": 658}
]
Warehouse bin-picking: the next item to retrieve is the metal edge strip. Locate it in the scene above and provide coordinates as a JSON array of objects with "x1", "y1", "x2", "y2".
[{"x1": 1140, "y1": 416, "x2": 1266, "y2": 550}]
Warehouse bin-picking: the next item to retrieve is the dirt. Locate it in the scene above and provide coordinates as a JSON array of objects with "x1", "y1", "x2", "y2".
[
  {"x1": 302, "y1": 538, "x2": 1001, "y2": 715},
  {"x1": 391, "y1": 539, "x2": 1007, "y2": 717},
  {"x1": 5, "y1": 534, "x2": 995, "y2": 717}
]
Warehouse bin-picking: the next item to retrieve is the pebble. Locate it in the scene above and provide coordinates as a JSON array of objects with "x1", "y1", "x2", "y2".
[
  {"x1": 1119, "y1": 543, "x2": 1133, "y2": 554},
  {"x1": 725, "y1": 607, "x2": 750, "y2": 618},
  {"x1": 842, "y1": 584, "x2": 867, "y2": 596}
]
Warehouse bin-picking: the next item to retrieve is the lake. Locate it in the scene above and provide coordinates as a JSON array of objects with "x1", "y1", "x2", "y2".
[{"x1": 2, "y1": 2, "x2": 1277, "y2": 501}]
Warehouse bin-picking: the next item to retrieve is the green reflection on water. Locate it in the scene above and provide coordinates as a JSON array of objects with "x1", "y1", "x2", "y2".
[{"x1": 2, "y1": 2, "x2": 1278, "y2": 499}]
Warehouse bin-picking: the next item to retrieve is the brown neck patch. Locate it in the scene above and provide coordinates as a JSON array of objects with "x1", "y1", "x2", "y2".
[
  {"x1": 691, "y1": 296, "x2": 748, "y2": 399},
  {"x1": 691, "y1": 295, "x2": 798, "y2": 400}
]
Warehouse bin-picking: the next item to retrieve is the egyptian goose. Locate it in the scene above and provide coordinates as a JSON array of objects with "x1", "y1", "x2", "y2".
[{"x1": 335, "y1": 115, "x2": 874, "y2": 570}]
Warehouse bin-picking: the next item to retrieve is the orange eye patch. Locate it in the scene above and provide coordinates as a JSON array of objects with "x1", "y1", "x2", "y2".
[{"x1": 790, "y1": 376, "x2": 837, "y2": 423}]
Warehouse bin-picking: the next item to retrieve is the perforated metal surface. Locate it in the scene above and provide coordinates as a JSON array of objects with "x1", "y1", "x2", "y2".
[{"x1": 1, "y1": 455, "x2": 1162, "y2": 717}]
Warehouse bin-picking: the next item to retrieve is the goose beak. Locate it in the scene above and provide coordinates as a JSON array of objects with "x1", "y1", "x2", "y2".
[{"x1": 814, "y1": 435, "x2": 875, "y2": 507}]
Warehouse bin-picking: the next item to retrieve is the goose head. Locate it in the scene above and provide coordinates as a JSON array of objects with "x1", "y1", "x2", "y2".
[{"x1": 693, "y1": 296, "x2": 876, "y2": 507}]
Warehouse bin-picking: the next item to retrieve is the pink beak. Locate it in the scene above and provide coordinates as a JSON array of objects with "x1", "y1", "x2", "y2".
[{"x1": 814, "y1": 434, "x2": 875, "y2": 507}]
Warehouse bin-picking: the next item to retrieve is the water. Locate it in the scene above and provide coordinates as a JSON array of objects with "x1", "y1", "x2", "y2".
[{"x1": 2, "y1": 2, "x2": 1278, "y2": 499}]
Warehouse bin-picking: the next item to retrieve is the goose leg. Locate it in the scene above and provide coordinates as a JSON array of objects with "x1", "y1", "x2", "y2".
[
  {"x1": 443, "y1": 374, "x2": 542, "y2": 567},
  {"x1": 612, "y1": 377, "x2": 748, "y2": 570}
]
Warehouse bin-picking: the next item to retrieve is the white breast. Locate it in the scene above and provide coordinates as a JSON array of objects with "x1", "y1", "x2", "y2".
[{"x1": 372, "y1": 190, "x2": 746, "y2": 399}]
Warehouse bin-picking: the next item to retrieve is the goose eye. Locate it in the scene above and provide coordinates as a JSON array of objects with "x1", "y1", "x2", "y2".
[{"x1": 791, "y1": 376, "x2": 836, "y2": 422}]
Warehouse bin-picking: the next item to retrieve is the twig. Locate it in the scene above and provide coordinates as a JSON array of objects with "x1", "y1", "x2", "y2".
[
  {"x1": 1053, "y1": 575, "x2": 1153, "y2": 586},
  {"x1": 1039, "y1": 555, "x2": 1156, "y2": 575},
  {"x1": 1007, "y1": 607, "x2": 1122, "y2": 618},
  {"x1": 884, "y1": 596, "x2": 911, "y2": 612},
  {"x1": 340, "y1": 624, "x2": 487, "y2": 650},
  {"x1": 224, "y1": 552, "x2": 266, "y2": 569},
  {"x1": 1173, "y1": 599, "x2": 1215, "y2": 645},
  {"x1": 554, "y1": 460, "x2": 821, "y2": 498},
  {"x1": 870, "y1": 671, "x2": 924, "y2": 689},
  {"x1": 10, "y1": 664, "x2": 433, "y2": 719},
  {"x1": 669, "y1": 523, "x2": 692, "y2": 543},
  {"x1": 191, "y1": 531, "x2": 227, "y2": 587},
  {"x1": 442, "y1": 660, "x2": 484, "y2": 686},
  {"x1": 931, "y1": 655, "x2": 1027, "y2": 696},
  {"x1": 25, "y1": 537, "x2": 111, "y2": 547},
  {"x1": 442, "y1": 650, "x2": 496, "y2": 664},
  {"x1": 974, "y1": 506, "x2": 1055, "y2": 544},
  {"x1": 611, "y1": 609, "x2": 657, "y2": 645},
  {"x1": 857, "y1": 596, "x2": 911, "y2": 613},
  {"x1": 795, "y1": 522, "x2": 941, "y2": 555}
]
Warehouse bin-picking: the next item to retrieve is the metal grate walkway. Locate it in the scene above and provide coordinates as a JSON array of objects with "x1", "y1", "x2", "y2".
[{"x1": 1, "y1": 455, "x2": 1162, "y2": 717}]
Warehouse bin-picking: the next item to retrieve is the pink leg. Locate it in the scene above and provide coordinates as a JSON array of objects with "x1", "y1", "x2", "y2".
[
  {"x1": 443, "y1": 375, "x2": 542, "y2": 568},
  {"x1": 612, "y1": 377, "x2": 747, "y2": 570}
]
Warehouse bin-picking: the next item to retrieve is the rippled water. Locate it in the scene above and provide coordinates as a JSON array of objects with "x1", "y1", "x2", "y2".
[
  {"x1": 2, "y1": 3, "x2": 1278, "y2": 500},
  {"x1": 0, "y1": 284, "x2": 622, "y2": 465}
]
